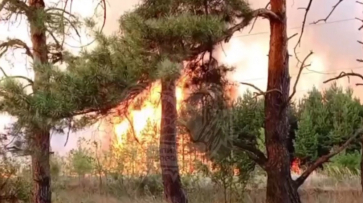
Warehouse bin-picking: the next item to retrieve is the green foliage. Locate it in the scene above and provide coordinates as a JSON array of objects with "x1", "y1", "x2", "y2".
[
  {"x1": 50, "y1": 155, "x2": 62, "y2": 179},
  {"x1": 117, "y1": 0, "x2": 255, "y2": 81},
  {"x1": 182, "y1": 90, "x2": 264, "y2": 157},
  {"x1": 0, "y1": 155, "x2": 31, "y2": 202},
  {"x1": 330, "y1": 151, "x2": 361, "y2": 173},
  {"x1": 69, "y1": 141, "x2": 94, "y2": 177},
  {"x1": 231, "y1": 92, "x2": 264, "y2": 145},
  {"x1": 195, "y1": 152, "x2": 254, "y2": 203},
  {"x1": 295, "y1": 84, "x2": 363, "y2": 162},
  {"x1": 156, "y1": 58, "x2": 183, "y2": 80},
  {"x1": 181, "y1": 90, "x2": 263, "y2": 201},
  {"x1": 105, "y1": 175, "x2": 164, "y2": 198},
  {"x1": 135, "y1": 0, "x2": 252, "y2": 21}
]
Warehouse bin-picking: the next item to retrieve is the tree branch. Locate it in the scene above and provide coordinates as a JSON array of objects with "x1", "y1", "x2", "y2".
[
  {"x1": 1, "y1": 0, "x2": 30, "y2": 19},
  {"x1": 324, "y1": 71, "x2": 363, "y2": 85},
  {"x1": 295, "y1": 127, "x2": 363, "y2": 187},
  {"x1": 311, "y1": 0, "x2": 344, "y2": 24},
  {"x1": 288, "y1": 51, "x2": 313, "y2": 102},
  {"x1": 240, "y1": 82, "x2": 282, "y2": 98},
  {"x1": 288, "y1": 33, "x2": 298, "y2": 41},
  {"x1": 64, "y1": 118, "x2": 72, "y2": 146},
  {"x1": 69, "y1": 81, "x2": 151, "y2": 118},
  {"x1": 0, "y1": 39, "x2": 33, "y2": 59},
  {"x1": 96, "y1": 0, "x2": 107, "y2": 32},
  {"x1": 356, "y1": 18, "x2": 363, "y2": 30},
  {"x1": 249, "y1": 2, "x2": 271, "y2": 34},
  {"x1": 294, "y1": 0, "x2": 313, "y2": 65},
  {"x1": 187, "y1": 8, "x2": 280, "y2": 61},
  {"x1": 125, "y1": 113, "x2": 140, "y2": 144},
  {"x1": 225, "y1": 8, "x2": 280, "y2": 42},
  {"x1": 0, "y1": 66, "x2": 34, "y2": 85},
  {"x1": 233, "y1": 140, "x2": 267, "y2": 169}
]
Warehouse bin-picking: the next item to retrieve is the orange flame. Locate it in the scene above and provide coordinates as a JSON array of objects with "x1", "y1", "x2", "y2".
[
  {"x1": 110, "y1": 66, "x2": 238, "y2": 175},
  {"x1": 291, "y1": 158, "x2": 301, "y2": 174},
  {"x1": 113, "y1": 79, "x2": 186, "y2": 145}
]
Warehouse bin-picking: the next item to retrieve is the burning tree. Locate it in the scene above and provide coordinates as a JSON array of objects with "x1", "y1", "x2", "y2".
[{"x1": 114, "y1": 1, "x2": 262, "y2": 202}]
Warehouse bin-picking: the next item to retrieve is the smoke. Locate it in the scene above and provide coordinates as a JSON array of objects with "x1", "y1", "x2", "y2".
[
  {"x1": 100, "y1": 0, "x2": 362, "y2": 100},
  {"x1": 214, "y1": 0, "x2": 362, "y2": 100}
]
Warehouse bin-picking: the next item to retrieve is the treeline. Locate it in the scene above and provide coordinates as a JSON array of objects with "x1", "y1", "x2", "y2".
[{"x1": 181, "y1": 83, "x2": 363, "y2": 176}]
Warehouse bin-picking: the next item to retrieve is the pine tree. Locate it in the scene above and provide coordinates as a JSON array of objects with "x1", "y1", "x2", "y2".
[
  {"x1": 0, "y1": 1, "x2": 145, "y2": 203},
  {"x1": 295, "y1": 85, "x2": 363, "y2": 164},
  {"x1": 116, "y1": 1, "x2": 256, "y2": 202}
]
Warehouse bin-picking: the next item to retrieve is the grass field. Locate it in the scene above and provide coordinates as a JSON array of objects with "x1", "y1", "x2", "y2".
[{"x1": 49, "y1": 169, "x2": 362, "y2": 203}]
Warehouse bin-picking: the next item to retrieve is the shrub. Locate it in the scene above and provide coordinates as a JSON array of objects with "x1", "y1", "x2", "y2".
[{"x1": 330, "y1": 151, "x2": 361, "y2": 174}]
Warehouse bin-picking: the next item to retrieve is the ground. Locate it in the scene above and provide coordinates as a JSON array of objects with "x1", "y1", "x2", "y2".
[{"x1": 49, "y1": 171, "x2": 362, "y2": 203}]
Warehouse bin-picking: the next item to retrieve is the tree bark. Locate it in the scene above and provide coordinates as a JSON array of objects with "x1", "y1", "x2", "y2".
[
  {"x1": 160, "y1": 79, "x2": 188, "y2": 203},
  {"x1": 31, "y1": 130, "x2": 51, "y2": 203},
  {"x1": 28, "y1": 0, "x2": 51, "y2": 203},
  {"x1": 264, "y1": 0, "x2": 301, "y2": 203}
]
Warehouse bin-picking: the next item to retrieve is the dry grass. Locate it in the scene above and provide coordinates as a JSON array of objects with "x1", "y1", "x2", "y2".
[
  {"x1": 52, "y1": 188, "x2": 363, "y2": 203},
  {"x1": 51, "y1": 170, "x2": 363, "y2": 203}
]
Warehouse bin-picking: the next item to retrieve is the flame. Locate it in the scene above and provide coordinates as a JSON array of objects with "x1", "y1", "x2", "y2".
[
  {"x1": 110, "y1": 71, "x2": 219, "y2": 175},
  {"x1": 113, "y1": 79, "x2": 186, "y2": 145},
  {"x1": 291, "y1": 158, "x2": 301, "y2": 174}
]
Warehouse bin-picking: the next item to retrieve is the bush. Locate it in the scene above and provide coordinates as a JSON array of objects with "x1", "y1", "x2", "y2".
[
  {"x1": 105, "y1": 174, "x2": 163, "y2": 198},
  {"x1": 330, "y1": 151, "x2": 361, "y2": 174}
]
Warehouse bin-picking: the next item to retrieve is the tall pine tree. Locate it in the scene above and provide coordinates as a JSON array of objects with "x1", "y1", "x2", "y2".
[
  {"x1": 0, "y1": 1, "x2": 145, "y2": 202},
  {"x1": 117, "y1": 1, "x2": 258, "y2": 202}
]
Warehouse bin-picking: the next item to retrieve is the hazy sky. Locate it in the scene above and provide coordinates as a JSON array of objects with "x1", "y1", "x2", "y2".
[{"x1": 0, "y1": 0, "x2": 361, "y2": 154}]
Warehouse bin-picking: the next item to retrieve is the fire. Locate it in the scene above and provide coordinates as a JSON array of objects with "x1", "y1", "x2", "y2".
[
  {"x1": 110, "y1": 74, "x2": 211, "y2": 175},
  {"x1": 291, "y1": 158, "x2": 301, "y2": 174},
  {"x1": 113, "y1": 79, "x2": 186, "y2": 145}
]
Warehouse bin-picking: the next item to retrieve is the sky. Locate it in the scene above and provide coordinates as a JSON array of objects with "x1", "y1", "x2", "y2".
[{"x1": 0, "y1": 0, "x2": 362, "y2": 155}]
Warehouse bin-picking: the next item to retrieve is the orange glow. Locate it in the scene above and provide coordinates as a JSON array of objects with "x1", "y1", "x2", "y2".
[
  {"x1": 291, "y1": 158, "x2": 301, "y2": 174},
  {"x1": 113, "y1": 79, "x2": 186, "y2": 145},
  {"x1": 110, "y1": 74, "x2": 206, "y2": 175}
]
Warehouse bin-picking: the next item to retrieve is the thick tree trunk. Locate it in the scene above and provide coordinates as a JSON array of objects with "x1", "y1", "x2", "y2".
[
  {"x1": 264, "y1": 0, "x2": 301, "y2": 203},
  {"x1": 31, "y1": 130, "x2": 51, "y2": 203},
  {"x1": 28, "y1": 1, "x2": 51, "y2": 203},
  {"x1": 160, "y1": 79, "x2": 188, "y2": 203}
]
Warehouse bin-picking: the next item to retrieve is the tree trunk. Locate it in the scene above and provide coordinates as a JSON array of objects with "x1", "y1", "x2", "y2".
[
  {"x1": 264, "y1": 0, "x2": 301, "y2": 203},
  {"x1": 28, "y1": 0, "x2": 51, "y2": 203},
  {"x1": 31, "y1": 131, "x2": 51, "y2": 203},
  {"x1": 160, "y1": 79, "x2": 188, "y2": 203}
]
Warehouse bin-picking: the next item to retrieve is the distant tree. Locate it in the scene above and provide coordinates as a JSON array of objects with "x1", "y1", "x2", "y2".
[
  {"x1": 322, "y1": 0, "x2": 363, "y2": 192},
  {"x1": 182, "y1": 91, "x2": 260, "y2": 200},
  {"x1": 69, "y1": 145, "x2": 94, "y2": 183},
  {"x1": 50, "y1": 155, "x2": 61, "y2": 180},
  {"x1": 295, "y1": 85, "x2": 363, "y2": 165}
]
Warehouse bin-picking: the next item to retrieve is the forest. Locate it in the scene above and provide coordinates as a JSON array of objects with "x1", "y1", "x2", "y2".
[{"x1": 0, "y1": 0, "x2": 362, "y2": 203}]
